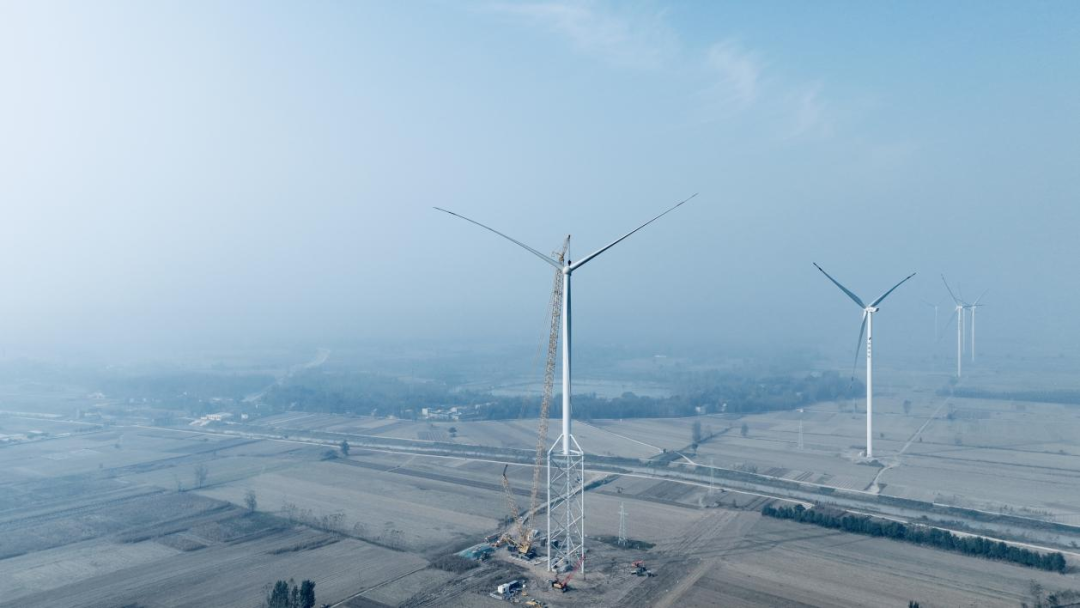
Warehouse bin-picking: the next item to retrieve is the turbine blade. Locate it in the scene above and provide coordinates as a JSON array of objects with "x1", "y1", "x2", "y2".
[
  {"x1": 972, "y1": 288, "x2": 989, "y2": 306},
  {"x1": 567, "y1": 193, "x2": 697, "y2": 272},
  {"x1": 434, "y1": 207, "x2": 561, "y2": 269},
  {"x1": 870, "y1": 272, "x2": 917, "y2": 307},
  {"x1": 937, "y1": 308, "x2": 958, "y2": 344},
  {"x1": 813, "y1": 263, "x2": 865, "y2": 308},
  {"x1": 941, "y1": 275, "x2": 961, "y2": 305},
  {"x1": 851, "y1": 311, "x2": 868, "y2": 381}
]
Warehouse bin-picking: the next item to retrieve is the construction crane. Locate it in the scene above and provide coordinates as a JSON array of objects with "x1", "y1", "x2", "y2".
[
  {"x1": 550, "y1": 553, "x2": 585, "y2": 592},
  {"x1": 499, "y1": 465, "x2": 534, "y2": 558},
  {"x1": 630, "y1": 559, "x2": 654, "y2": 577},
  {"x1": 497, "y1": 239, "x2": 566, "y2": 558},
  {"x1": 527, "y1": 238, "x2": 566, "y2": 519}
]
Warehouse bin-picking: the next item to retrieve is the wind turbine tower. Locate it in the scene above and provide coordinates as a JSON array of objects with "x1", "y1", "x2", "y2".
[
  {"x1": 814, "y1": 264, "x2": 915, "y2": 460},
  {"x1": 942, "y1": 277, "x2": 986, "y2": 376},
  {"x1": 617, "y1": 502, "x2": 628, "y2": 547},
  {"x1": 921, "y1": 299, "x2": 942, "y2": 341},
  {"x1": 436, "y1": 194, "x2": 695, "y2": 572}
]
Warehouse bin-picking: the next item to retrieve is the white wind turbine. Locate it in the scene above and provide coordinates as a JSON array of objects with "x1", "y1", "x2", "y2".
[
  {"x1": 814, "y1": 264, "x2": 916, "y2": 460},
  {"x1": 968, "y1": 290, "x2": 988, "y2": 362},
  {"x1": 942, "y1": 276, "x2": 965, "y2": 377},
  {"x1": 436, "y1": 193, "x2": 696, "y2": 571},
  {"x1": 942, "y1": 275, "x2": 987, "y2": 373},
  {"x1": 921, "y1": 298, "x2": 943, "y2": 342}
]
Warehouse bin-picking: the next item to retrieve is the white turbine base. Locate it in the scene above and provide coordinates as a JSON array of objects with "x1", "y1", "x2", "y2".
[{"x1": 547, "y1": 433, "x2": 585, "y2": 574}]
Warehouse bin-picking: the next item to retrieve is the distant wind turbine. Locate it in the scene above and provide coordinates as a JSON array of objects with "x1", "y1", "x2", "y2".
[
  {"x1": 921, "y1": 298, "x2": 943, "y2": 341},
  {"x1": 814, "y1": 264, "x2": 916, "y2": 460},
  {"x1": 968, "y1": 290, "x2": 988, "y2": 363},
  {"x1": 942, "y1": 276, "x2": 987, "y2": 375}
]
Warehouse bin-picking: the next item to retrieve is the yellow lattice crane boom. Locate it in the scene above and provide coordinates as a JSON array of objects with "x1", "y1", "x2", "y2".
[
  {"x1": 528, "y1": 240, "x2": 566, "y2": 520},
  {"x1": 498, "y1": 239, "x2": 566, "y2": 558},
  {"x1": 500, "y1": 464, "x2": 528, "y2": 550}
]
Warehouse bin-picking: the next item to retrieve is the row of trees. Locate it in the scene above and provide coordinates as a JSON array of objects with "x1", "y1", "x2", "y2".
[
  {"x1": 762, "y1": 504, "x2": 1067, "y2": 573},
  {"x1": 266, "y1": 579, "x2": 315, "y2": 608},
  {"x1": 1024, "y1": 580, "x2": 1080, "y2": 608},
  {"x1": 260, "y1": 369, "x2": 861, "y2": 421},
  {"x1": 945, "y1": 387, "x2": 1080, "y2": 407}
]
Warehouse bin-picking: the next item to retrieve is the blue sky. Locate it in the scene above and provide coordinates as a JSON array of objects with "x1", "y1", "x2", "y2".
[{"x1": 0, "y1": 1, "x2": 1077, "y2": 362}]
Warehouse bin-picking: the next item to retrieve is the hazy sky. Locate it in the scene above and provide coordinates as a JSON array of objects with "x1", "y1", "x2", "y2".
[{"x1": 1, "y1": 1, "x2": 1078, "y2": 363}]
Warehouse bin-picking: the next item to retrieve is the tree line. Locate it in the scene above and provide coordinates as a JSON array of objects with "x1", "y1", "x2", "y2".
[
  {"x1": 265, "y1": 579, "x2": 316, "y2": 608},
  {"x1": 258, "y1": 369, "x2": 861, "y2": 421},
  {"x1": 762, "y1": 504, "x2": 1067, "y2": 573},
  {"x1": 943, "y1": 387, "x2": 1080, "y2": 407}
]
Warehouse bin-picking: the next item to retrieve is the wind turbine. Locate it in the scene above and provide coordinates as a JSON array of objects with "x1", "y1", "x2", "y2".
[
  {"x1": 921, "y1": 298, "x2": 943, "y2": 341},
  {"x1": 941, "y1": 276, "x2": 986, "y2": 374},
  {"x1": 968, "y1": 290, "x2": 988, "y2": 363},
  {"x1": 814, "y1": 264, "x2": 915, "y2": 460},
  {"x1": 942, "y1": 277, "x2": 965, "y2": 377},
  {"x1": 435, "y1": 193, "x2": 695, "y2": 571}
]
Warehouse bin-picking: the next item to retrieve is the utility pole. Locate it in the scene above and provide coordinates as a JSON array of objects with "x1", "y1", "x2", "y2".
[
  {"x1": 798, "y1": 408, "x2": 804, "y2": 450},
  {"x1": 617, "y1": 503, "x2": 628, "y2": 547}
]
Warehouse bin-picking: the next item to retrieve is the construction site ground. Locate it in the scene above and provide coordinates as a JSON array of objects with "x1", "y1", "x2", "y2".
[{"x1": 3, "y1": 409, "x2": 1079, "y2": 606}]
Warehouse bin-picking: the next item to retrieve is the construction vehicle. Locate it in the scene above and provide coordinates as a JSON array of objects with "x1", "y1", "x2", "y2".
[
  {"x1": 550, "y1": 554, "x2": 585, "y2": 592},
  {"x1": 630, "y1": 559, "x2": 653, "y2": 577},
  {"x1": 490, "y1": 579, "x2": 527, "y2": 602},
  {"x1": 497, "y1": 579, "x2": 524, "y2": 596},
  {"x1": 499, "y1": 465, "x2": 537, "y2": 558}
]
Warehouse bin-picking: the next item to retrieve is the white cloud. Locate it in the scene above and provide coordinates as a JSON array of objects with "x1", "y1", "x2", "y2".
[
  {"x1": 489, "y1": 4, "x2": 836, "y2": 142},
  {"x1": 787, "y1": 83, "x2": 832, "y2": 139},
  {"x1": 488, "y1": 1, "x2": 677, "y2": 69},
  {"x1": 705, "y1": 40, "x2": 762, "y2": 110},
  {"x1": 700, "y1": 42, "x2": 834, "y2": 142}
]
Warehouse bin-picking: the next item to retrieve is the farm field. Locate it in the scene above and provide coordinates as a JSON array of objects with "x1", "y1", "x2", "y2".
[
  {"x1": 4, "y1": 365, "x2": 1080, "y2": 607},
  {"x1": 246, "y1": 376, "x2": 1080, "y2": 527},
  {"x1": 0, "y1": 427, "x2": 503, "y2": 608},
  {"x1": 556, "y1": 385, "x2": 1080, "y2": 523},
  {"x1": 621, "y1": 512, "x2": 1076, "y2": 608}
]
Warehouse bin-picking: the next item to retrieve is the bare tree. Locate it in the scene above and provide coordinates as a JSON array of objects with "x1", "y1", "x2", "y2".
[{"x1": 193, "y1": 463, "x2": 209, "y2": 488}]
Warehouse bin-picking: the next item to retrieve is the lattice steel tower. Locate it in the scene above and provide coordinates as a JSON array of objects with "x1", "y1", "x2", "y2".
[{"x1": 617, "y1": 502, "x2": 628, "y2": 547}]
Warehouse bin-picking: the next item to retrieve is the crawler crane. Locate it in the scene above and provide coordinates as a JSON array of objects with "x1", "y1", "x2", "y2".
[{"x1": 497, "y1": 239, "x2": 566, "y2": 558}]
